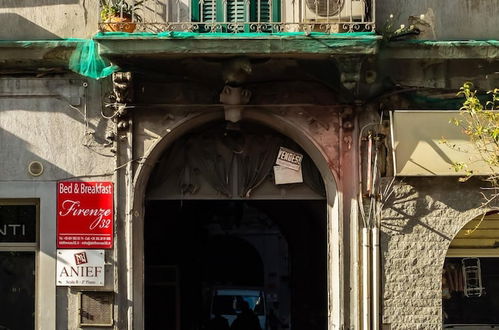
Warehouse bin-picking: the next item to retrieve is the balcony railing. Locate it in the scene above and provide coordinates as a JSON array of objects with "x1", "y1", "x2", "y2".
[{"x1": 99, "y1": 0, "x2": 374, "y2": 34}]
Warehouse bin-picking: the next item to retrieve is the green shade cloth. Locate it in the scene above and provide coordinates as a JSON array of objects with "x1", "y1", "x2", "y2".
[
  {"x1": 69, "y1": 39, "x2": 119, "y2": 79},
  {"x1": 67, "y1": 31, "x2": 376, "y2": 79}
]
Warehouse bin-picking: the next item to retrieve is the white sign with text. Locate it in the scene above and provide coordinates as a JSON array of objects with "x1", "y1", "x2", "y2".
[
  {"x1": 56, "y1": 249, "x2": 105, "y2": 286},
  {"x1": 276, "y1": 147, "x2": 303, "y2": 171},
  {"x1": 274, "y1": 165, "x2": 303, "y2": 184}
]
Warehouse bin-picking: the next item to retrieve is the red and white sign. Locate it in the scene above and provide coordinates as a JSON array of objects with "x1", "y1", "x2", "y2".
[{"x1": 57, "y1": 182, "x2": 114, "y2": 249}]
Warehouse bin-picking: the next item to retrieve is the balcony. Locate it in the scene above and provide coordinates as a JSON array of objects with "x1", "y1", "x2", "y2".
[{"x1": 98, "y1": 0, "x2": 374, "y2": 34}]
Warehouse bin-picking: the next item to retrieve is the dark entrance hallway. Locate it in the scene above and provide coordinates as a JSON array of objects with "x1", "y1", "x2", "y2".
[{"x1": 144, "y1": 200, "x2": 327, "y2": 330}]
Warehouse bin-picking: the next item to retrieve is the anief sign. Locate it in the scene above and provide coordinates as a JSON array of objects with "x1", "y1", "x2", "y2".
[
  {"x1": 56, "y1": 249, "x2": 105, "y2": 286},
  {"x1": 57, "y1": 182, "x2": 113, "y2": 249}
]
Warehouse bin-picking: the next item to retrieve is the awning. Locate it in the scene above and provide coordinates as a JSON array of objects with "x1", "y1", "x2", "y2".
[{"x1": 390, "y1": 110, "x2": 498, "y2": 176}]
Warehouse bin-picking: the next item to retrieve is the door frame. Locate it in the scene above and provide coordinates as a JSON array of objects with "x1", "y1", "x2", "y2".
[{"x1": 128, "y1": 110, "x2": 346, "y2": 329}]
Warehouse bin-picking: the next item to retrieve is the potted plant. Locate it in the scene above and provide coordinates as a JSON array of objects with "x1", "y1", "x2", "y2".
[{"x1": 100, "y1": 0, "x2": 145, "y2": 32}]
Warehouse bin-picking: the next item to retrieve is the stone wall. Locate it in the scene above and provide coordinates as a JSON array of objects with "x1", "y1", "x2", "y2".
[
  {"x1": 0, "y1": 76, "x2": 117, "y2": 329},
  {"x1": 0, "y1": 0, "x2": 99, "y2": 40},
  {"x1": 381, "y1": 177, "x2": 488, "y2": 329},
  {"x1": 0, "y1": 77, "x2": 114, "y2": 181},
  {"x1": 376, "y1": 0, "x2": 499, "y2": 40}
]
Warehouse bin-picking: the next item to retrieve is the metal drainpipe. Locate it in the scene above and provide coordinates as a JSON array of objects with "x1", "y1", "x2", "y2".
[
  {"x1": 125, "y1": 119, "x2": 134, "y2": 329},
  {"x1": 371, "y1": 132, "x2": 382, "y2": 330},
  {"x1": 362, "y1": 227, "x2": 371, "y2": 330},
  {"x1": 372, "y1": 226, "x2": 380, "y2": 330},
  {"x1": 359, "y1": 125, "x2": 374, "y2": 330},
  {"x1": 359, "y1": 123, "x2": 382, "y2": 330}
]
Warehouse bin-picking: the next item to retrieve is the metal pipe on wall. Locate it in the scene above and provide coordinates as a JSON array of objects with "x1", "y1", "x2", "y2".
[
  {"x1": 372, "y1": 226, "x2": 380, "y2": 330},
  {"x1": 359, "y1": 122, "x2": 385, "y2": 330},
  {"x1": 358, "y1": 123, "x2": 376, "y2": 330},
  {"x1": 125, "y1": 120, "x2": 134, "y2": 328},
  {"x1": 370, "y1": 132, "x2": 380, "y2": 330},
  {"x1": 362, "y1": 227, "x2": 371, "y2": 330}
]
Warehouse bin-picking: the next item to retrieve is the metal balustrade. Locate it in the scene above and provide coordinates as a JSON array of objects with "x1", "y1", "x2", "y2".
[{"x1": 98, "y1": 0, "x2": 374, "y2": 33}]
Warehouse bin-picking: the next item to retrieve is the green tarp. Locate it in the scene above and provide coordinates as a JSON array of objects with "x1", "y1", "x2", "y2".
[{"x1": 69, "y1": 39, "x2": 119, "y2": 80}]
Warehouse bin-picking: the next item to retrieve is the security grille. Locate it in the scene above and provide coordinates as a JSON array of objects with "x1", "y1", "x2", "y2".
[
  {"x1": 98, "y1": 0, "x2": 375, "y2": 33},
  {"x1": 80, "y1": 291, "x2": 114, "y2": 327}
]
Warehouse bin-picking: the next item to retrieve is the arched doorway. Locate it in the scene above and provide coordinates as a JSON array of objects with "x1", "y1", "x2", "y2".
[
  {"x1": 131, "y1": 112, "x2": 342, "y2": 329},
  {"x1": 143, "y1": 122, "x2": 327, "y2": 329},
  {"x1": 443, "y1": 211, "x2": 499, "y2": 328},
  {"x1": 203, "y1": 234, "x2": 265, "y2": 287}
]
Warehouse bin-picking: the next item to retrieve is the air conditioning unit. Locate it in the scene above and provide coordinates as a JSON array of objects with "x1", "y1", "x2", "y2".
[{"x1": 303, "y1": 0, "x2": 365, "y2": 22}]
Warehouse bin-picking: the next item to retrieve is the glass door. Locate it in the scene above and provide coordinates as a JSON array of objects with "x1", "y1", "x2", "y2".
[{"x1": 0, "y1": 252, "x2": 35, "y2": 330}]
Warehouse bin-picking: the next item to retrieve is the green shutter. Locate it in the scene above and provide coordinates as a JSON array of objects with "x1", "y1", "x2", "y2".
[
  {"x1": 192, "y1": 0, "x2": 200, "y2": 21},
  {"x1": 192, "y1": 0, "x2": 280, "y2": 31},
  {"x1": 271, "y1": 0, "x2": 280, "y2": 22},
  {"x1": 192, "y1": 0, "x2": 223, "y2": 23},
  {"x1": 202, "y1": 0, "x2": 218, "y2": 22},
  {"x1": 249, "y1": 0, "x2": 280, "y2": 31},
  {"x1": 252, "y1": 0, "x2": 270, "y2": 22},
  {"x1": 227, "y1": 0, "x2": 248, "y2": 22}
]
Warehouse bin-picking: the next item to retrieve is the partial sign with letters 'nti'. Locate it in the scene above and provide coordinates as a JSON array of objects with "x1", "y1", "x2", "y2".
[{"x1": 57, "y1": 182, "x2": 114, "y2": 249}]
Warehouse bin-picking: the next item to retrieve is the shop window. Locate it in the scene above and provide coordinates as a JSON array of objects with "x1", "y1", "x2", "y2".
[
  {"x1": 444, "y1": 212, "x2": 499, "y2": 327},
  {"x1": 443, "y1": 257, "x2": 499, "y2": 326},
  {"x1": 0, "y1": 202, "x2": 38, "y2": 330}
]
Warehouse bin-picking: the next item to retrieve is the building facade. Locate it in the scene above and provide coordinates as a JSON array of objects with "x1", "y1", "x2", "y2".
[{"x1": 1, "y1": 0, "x2": 499, "y2": 329}]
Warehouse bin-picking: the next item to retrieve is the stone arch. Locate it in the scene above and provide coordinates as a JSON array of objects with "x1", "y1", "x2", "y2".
[
  {"x1": 379, "y1": 178, "x2": 493, "y2": 329},
  {"x1": 130, "y1": 110, "x2": 343, "y2": 329}
]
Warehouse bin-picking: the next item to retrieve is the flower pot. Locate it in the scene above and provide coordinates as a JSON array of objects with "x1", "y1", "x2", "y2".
[{"x1": 101, "y1": 15, "x2": 137, "y2": 33}]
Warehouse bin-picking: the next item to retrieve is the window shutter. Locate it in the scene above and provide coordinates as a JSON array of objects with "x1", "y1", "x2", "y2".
[
  {"x1": 255, "y1": 0, "x2": 270, "y2": 22},
  {"x1": 227, "y1": 0, "x2": 248, "y2": 22},
  {"x1": 250, "y1": 0, "x2": 279, "y2": 24},
  {"x1": 202, "y1": 0, "x2": 218, "y2": 22},
  {"x1": 193, "y1": 0, "x2": 280, "y2": 29}
]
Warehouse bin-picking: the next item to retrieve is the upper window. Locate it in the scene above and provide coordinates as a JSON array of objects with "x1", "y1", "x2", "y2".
[{"x1": 192, "y1": 0, "x2": 280, "y2": 32}]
